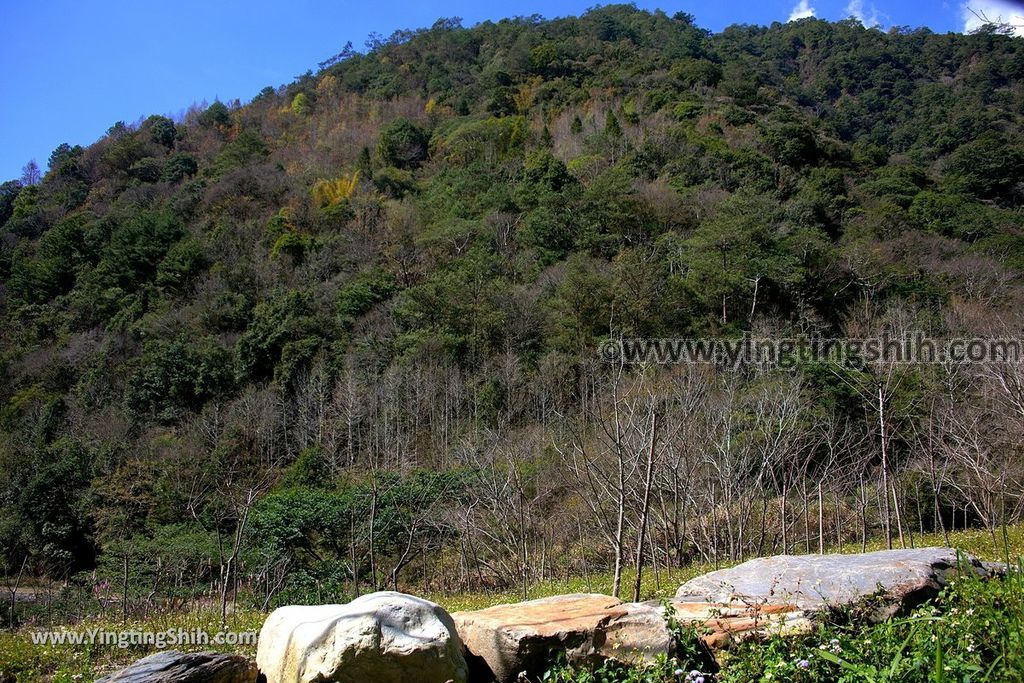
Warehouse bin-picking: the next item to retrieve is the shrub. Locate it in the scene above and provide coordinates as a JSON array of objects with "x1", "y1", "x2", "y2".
[
  {"x1": 290, "y1": 92, "x2": 312, "y2": 115},
  {"x1": 198, "y1": 100, "x2": 230, "y2": 128},
  {"x1": 377, "y1": 117, "x2": 429, "y2": 169},
  {"x1": 161, "y1": 153, "x2": 198, "y2": 182},
  {"x1": 145, "y1": 115, "x2": 177, "y2": 147}
]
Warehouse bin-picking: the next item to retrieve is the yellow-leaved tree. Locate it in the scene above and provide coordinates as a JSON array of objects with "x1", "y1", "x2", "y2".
[{"x1": 311, "y1": 171, "x2": 360, "y2": 208}]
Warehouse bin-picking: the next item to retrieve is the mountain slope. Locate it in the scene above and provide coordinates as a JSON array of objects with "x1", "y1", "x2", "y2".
[{"x1": 0, "y1": 6, "x2": 1022, "y2": 612}]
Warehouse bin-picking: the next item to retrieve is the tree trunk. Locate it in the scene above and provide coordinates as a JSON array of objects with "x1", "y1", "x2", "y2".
[
  {"x1": 632, "y1": 412, "x2": 658, "y2": 602},
  {"x1": 817, "y1": 482, "x2": 824, "y2": 554},
  {"x1": 878, "y1": 383, "x2": 893, "y2": 549},
  {"x1": 122, "y1": 552, "x2": 130, "y2": 624}
]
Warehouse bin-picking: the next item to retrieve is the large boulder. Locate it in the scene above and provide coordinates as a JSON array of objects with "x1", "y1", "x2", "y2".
[
  {"x1": 451, "y1": 593, "x2": 809, "y2": 682},
  {"x1": 256, "y1": 591, "x2": 468, "y2": 683},
  {"x1": 675, "y1": 547, "x2": 985, "y2": 620},
  {"x1": 452, "y1": 594, "x2": 668, "y2": 683},
  {"x1": 95, "y1": 650, "x2": 256, "y2": 683}
]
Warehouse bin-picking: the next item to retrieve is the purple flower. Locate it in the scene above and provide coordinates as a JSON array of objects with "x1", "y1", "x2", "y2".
[{"x1": 798, "y1": 659, "x2": 811, "y2": 669}]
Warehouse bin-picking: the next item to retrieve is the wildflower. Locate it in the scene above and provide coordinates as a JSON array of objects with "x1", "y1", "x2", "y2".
[
  {"x1": 674, "y1": 669, "x2": 684, "y2": 677},
  {"x1": 798, "y1": 659, "x2": 811, "y2": 669}
]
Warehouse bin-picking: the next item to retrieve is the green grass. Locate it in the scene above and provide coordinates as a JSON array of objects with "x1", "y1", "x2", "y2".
[
  {"x1": 717, "y1": 556, "x2": 1024, "y2": 683},
  {"x1": 430, "y1": 524, "x2": 1024, "y2": 612},
  {"x1": 427, "y1": 564, "x2": 711, "y2": 613},
  {"x1": 543, "y1": 558, "x2": 1024, "y2": 683},
  {"x1": 1, "y1": 525, "x2": 1021, "y2": 682},
  {"x1": 0, "y1": 609, "x2": 264, "y2": 682}
]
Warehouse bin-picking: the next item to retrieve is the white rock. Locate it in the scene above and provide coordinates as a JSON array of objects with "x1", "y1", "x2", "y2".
[{"x1": 256, "y1": 591, "x2": 468, "y2": 683}]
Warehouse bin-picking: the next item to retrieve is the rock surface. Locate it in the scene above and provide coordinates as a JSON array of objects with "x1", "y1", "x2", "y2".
[
  {"x1": 675, "y1": 547, "x2": 984, "y2": 620},
  {"x1": 452, "y1": 594, "x2": 655, "y2": 683},
  {"x1": 664, "y1": 601, "x2": 812, "y2": 649},
  {"x1": 255, "y1": 591, "x2": 467, "y2": 683},
  {"x1": 95, "y1": 650, "x2": 256, "y2": 683},
  {"x1": 452, "y1": 593, "x2": 812, "y2": 682}
]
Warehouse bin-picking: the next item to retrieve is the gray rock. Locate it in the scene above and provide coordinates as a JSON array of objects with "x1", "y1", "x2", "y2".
[
  {"x1": 255, "y1": 591, "x2": 467, "y2": 683},
  {"x1": 675, "y1": 547, "x2": 985, "y2": 621},
  {"x1": 981, "y1": 560, "x2": 1011, "y2": 577},
  {"x1": 95, "y1": 650, "x2": 256, "y2": 683},
  {"x1": 600, "y1": 600, "x2": 676, "y2": 665}
]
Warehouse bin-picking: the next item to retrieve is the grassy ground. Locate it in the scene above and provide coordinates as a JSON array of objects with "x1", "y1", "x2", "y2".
[
  {"x1": 547, "y1": 561, "x2": 1024, "y2": 682},
  {"x1": 433, "y1": 524, "x2": 1024, "y2": 612},
  {"x1": 0, "y1": 609, "x2": 265, "y2": 682},
  {"x1": 0, "y1": 525, "x2": 1021, "y2": 682}
]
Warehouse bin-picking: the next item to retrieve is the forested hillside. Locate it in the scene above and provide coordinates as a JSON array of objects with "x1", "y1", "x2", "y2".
[{"x1": 1, "y1": 6, "x2": 1023, "y2": 619}]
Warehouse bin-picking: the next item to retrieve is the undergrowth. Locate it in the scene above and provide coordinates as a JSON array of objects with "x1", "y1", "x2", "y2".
[
  {"x1": 1, "y1": 525, "x2": 1021, "y2": 682},
  {"x1": 548, "y1": 558, "x2": 1024, "y2": 683}
]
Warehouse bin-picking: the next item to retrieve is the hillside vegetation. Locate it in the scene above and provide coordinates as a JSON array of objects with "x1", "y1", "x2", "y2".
[{"x1": 1, "y1": 5, "x2": 1023, "y2": 628}]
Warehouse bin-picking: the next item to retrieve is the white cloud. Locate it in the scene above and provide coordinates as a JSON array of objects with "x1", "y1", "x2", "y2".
[
  {"x1": 846, "y1": 0, "x2": 883, "y2": 27},
  {"x1": 961, "y1": 0, "x2": 1024, "y2": 35},
  {"x1": 788, "y1": 0, "x2": 816, "y2": 21}
]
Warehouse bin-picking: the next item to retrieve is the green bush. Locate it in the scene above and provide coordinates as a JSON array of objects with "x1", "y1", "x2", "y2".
[
  {"x1": 144, "y1": 115, "x2": 177, "y2": 147},
  {"x1": 124, "y1": 338, "x2": 234, "y2": 423},
  {"x1": 161, "y1": 153, "x2": 198, "y2": 182},
  {"x1": 377, "y1": 117, "x2": 429, "y2": 169}
]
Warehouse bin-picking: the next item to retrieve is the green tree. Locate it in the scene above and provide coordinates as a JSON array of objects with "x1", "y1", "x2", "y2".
[
  {"x1": 947, "y1": 131, "x2": 1024, "y2": 202},
  {"x1": 684, "y1": 194, "x2": 799, "y2": 325},
  {"x1": 291, "y1": 92, "x2": 312, "y2": 115},
  {"x1": 198, "y1": 100, "x2": 231, "y2": 128},
  {"x1": 377, "y1": 117, "x2": 429, "y2": 169},
  {"x1": 0, "y1": 179, "x2": 22, "y2": 227},
  {"x1": 145, "y1": 115, "x2": 177, "y2": 147},
  {"x1": 124, "y1": 338, "x2": 234, "y2": 423},
  {"x1": 161, "y1": 153, "x2": 198, "y2": 182}
]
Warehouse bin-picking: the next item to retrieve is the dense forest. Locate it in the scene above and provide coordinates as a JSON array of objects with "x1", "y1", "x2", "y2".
[{"x1": 1, "y1": 6, "x2": 1023, "y2": 622}]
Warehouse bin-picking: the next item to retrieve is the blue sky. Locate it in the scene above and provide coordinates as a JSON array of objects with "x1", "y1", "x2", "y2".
[{"x1": 1, "y1": 0, "x2": 1020, "y2": 181}]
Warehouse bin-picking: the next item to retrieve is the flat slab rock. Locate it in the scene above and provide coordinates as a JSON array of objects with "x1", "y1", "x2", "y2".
[
  {"x1": 452, "y1": 594, "x2": 658, "y2": 683},
  {"x1": 451, "y1": 593, "x2": 812, "y2": 683},
  {"x1": 676, "y1": 547, "x2": 985, "y2": 620},
  {"x1": 95, "y1": 650, "x2": 256, "y2": 683}
]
